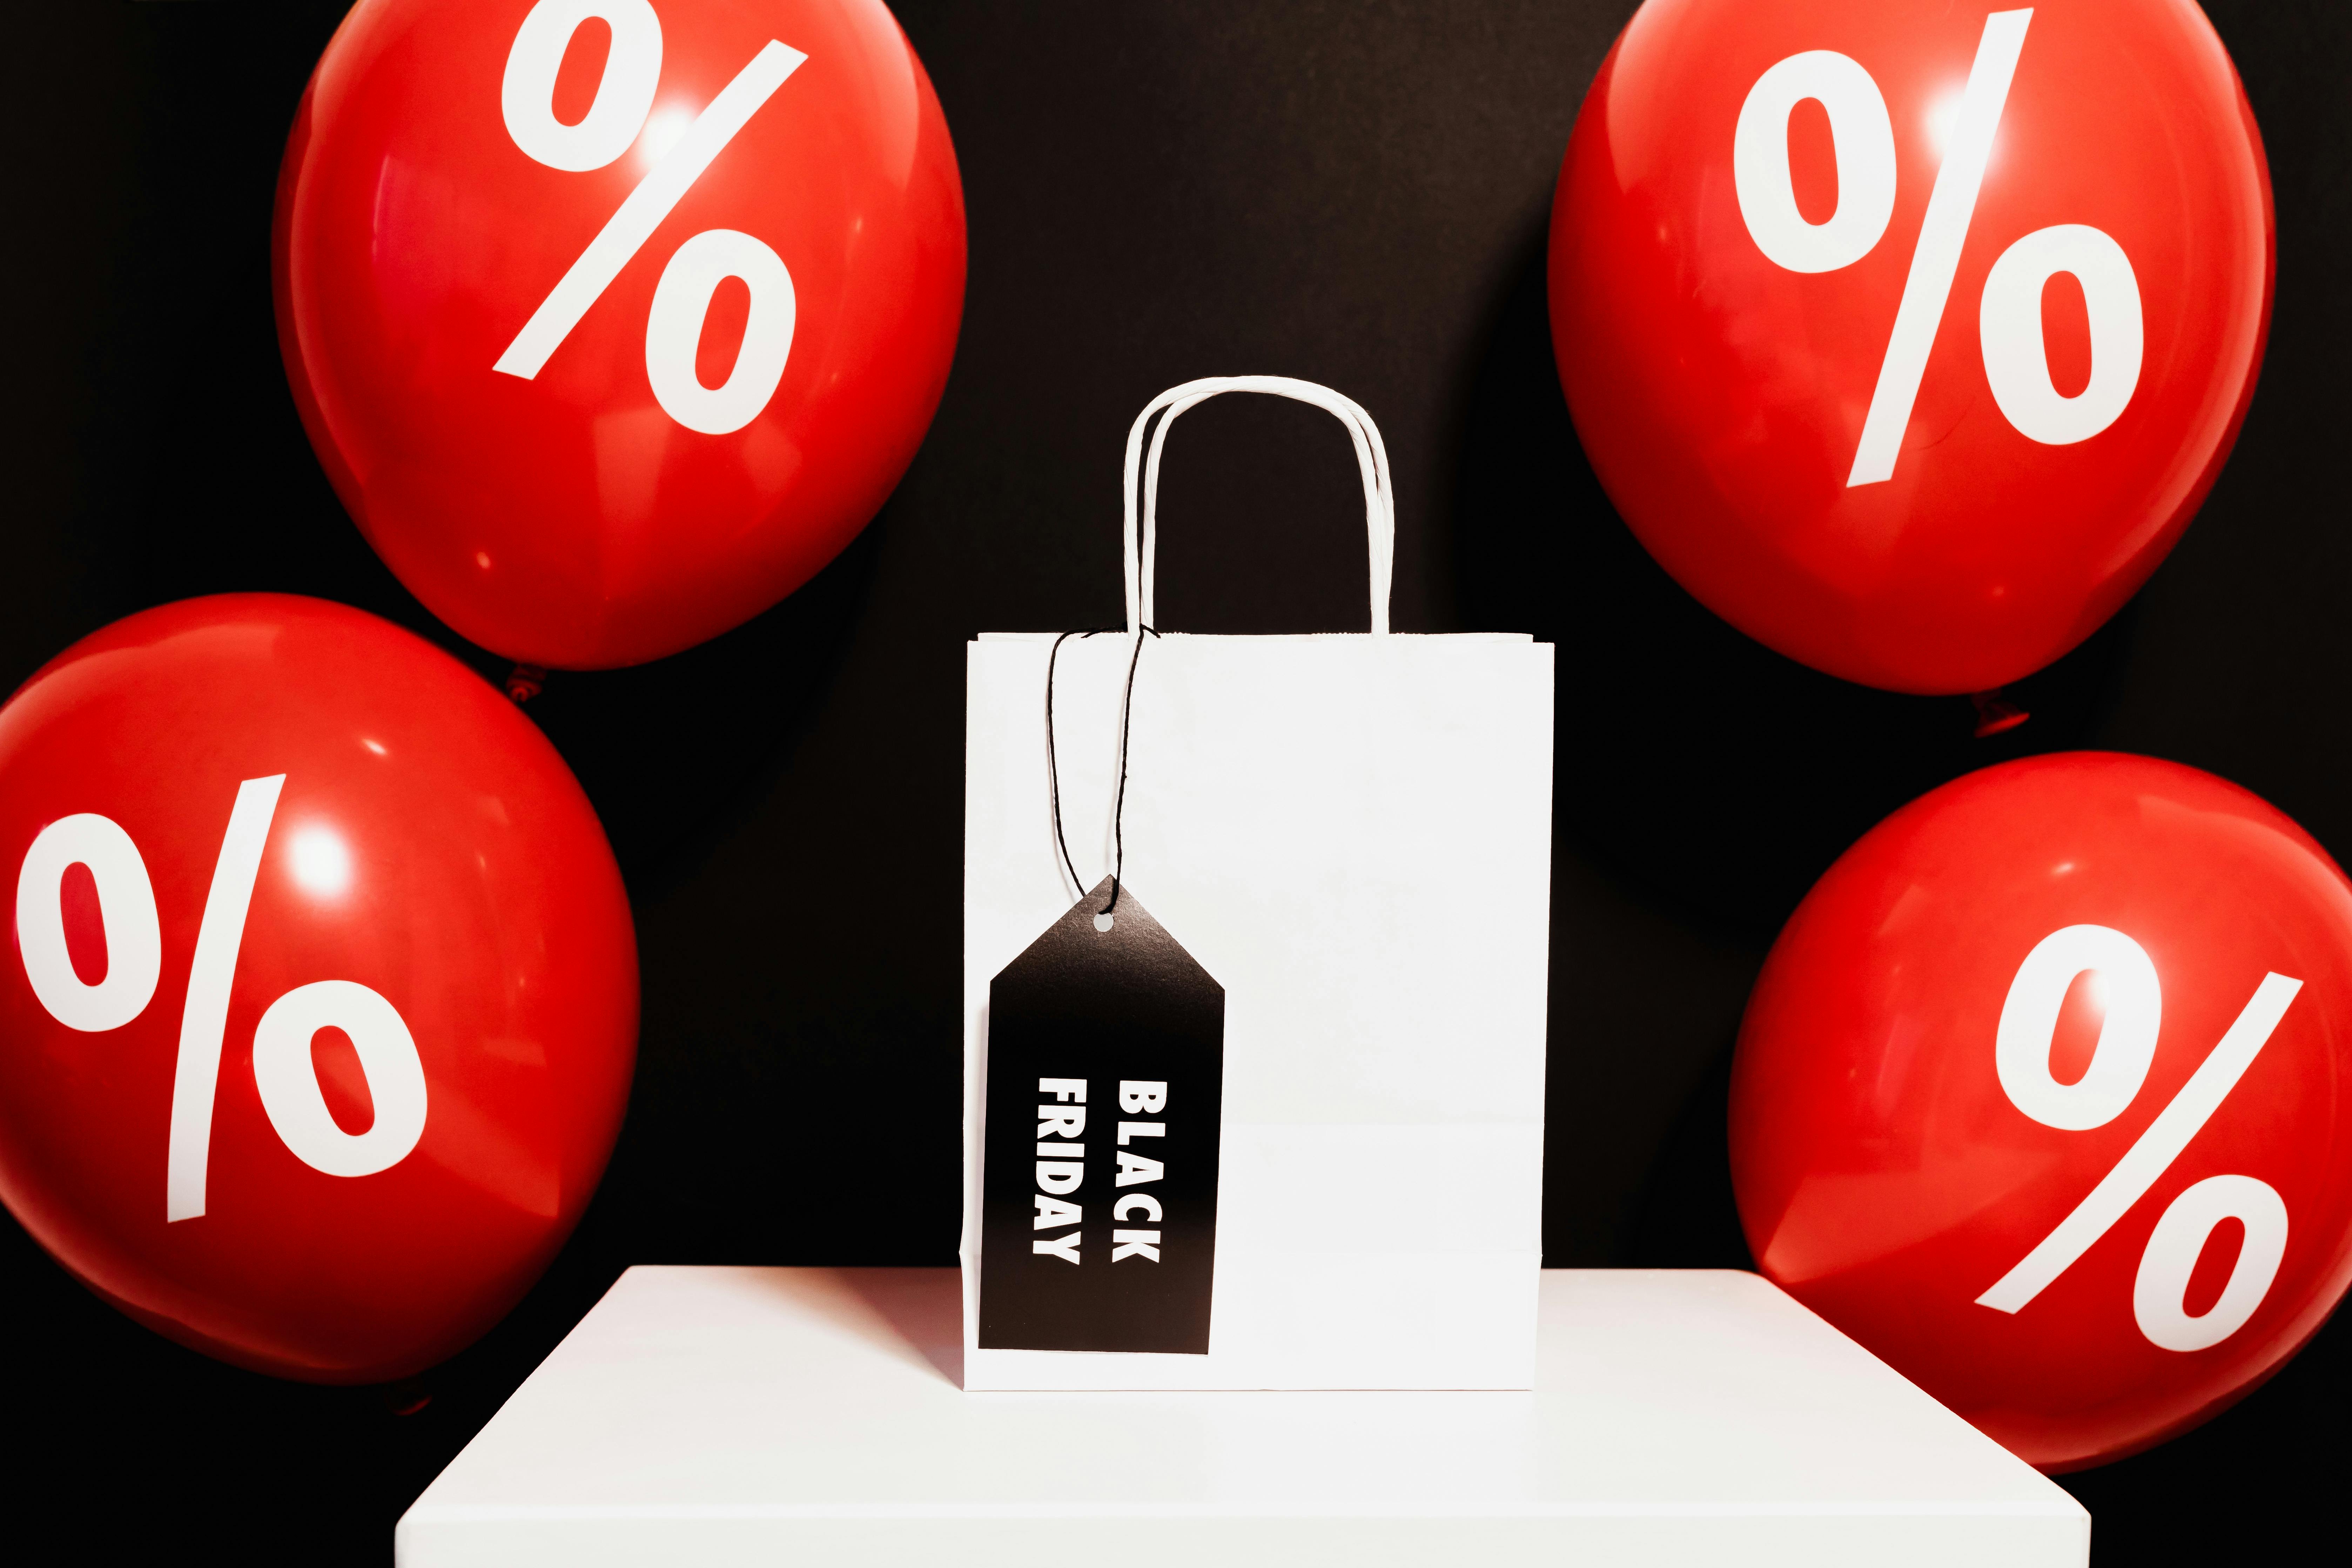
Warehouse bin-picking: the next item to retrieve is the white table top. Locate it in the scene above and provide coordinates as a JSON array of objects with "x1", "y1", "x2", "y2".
[{"x1": 398, "y1": 1266, "x2": 2086, "y2": 1567}]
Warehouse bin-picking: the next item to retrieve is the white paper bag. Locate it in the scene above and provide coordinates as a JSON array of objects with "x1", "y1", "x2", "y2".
[{"x1": 962, "y1": 377, "x2": 1554, "y2": 1389}]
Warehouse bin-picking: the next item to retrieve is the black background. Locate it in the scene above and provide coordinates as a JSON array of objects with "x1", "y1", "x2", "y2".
[{"x1": 3, "y1": 2, "x2": 2346, "y2": 1561}]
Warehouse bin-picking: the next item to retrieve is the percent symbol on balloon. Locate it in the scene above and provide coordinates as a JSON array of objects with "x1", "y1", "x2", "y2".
[
  {"x1": 1733, "y1": 7, "x2": 2144, "y2": 485},
  {"x1": 493, "y1": 0, "x2": 806, "y2": 436},
  {"x1": 16, "y1": 778, "x2": 428, "y2": 1221},
  {"x1": 1977, "y1": 924, "x2": 2298, "y2": 1352}
]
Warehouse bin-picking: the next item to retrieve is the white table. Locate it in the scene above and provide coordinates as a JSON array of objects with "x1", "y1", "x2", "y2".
[{"x1": 397, "y1": 1266, "x2": 2087, "y2": 1566}]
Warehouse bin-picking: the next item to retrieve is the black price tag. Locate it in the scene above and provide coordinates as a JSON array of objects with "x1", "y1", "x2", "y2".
[{"x1": 977, "y1": 878, "x2": 1224, "y2": 1354}]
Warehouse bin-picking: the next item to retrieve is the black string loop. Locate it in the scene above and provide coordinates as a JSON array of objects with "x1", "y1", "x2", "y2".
[{"x1": 1046, "y1": 625, "x2": 1159, "y2": 919}]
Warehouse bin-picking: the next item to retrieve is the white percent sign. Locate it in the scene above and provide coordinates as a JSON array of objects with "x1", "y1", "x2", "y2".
[
  {"x1": 1734, "y1": 7, "x2": 2145, "y2": 486},
  {"x1": 16, "y1": 776, "x2": 428, "y2": 1221},
  {"x1": 1976, "y1": 925, "x2": 2297, "y2": 1352},
  {"x1": 493, "y1": 0, "x2": 806, "y2": 436}
]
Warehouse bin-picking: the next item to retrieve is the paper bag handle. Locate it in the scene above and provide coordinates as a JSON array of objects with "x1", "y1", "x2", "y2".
[{"x1": 1121, "y1": 376, "x2": 1395, "y2": 637}]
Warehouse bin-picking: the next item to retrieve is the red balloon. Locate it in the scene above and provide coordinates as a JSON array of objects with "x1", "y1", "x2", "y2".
[
  {"x1": 0, "y1": 596, "x2": 637, "y2": 1382},
  {"x1": 1549, "y1": 0, "x2": 2271, "y2": 693},
  {"x1": 275, "y1": 0, "x2": 966, "y2": 669},
  {"x1": 1731, "y1": 753, "x2": 2352, "y2": 1469}
]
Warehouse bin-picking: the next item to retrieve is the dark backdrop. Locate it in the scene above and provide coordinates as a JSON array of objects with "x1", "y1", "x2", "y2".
[{"x1": 4, "y1": 2, "x2": 2346, "y2": 1561}]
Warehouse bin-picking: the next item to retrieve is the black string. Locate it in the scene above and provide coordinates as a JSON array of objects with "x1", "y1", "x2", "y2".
[
  {"x1": 1043, "y1": 629, "x2": 1104, "y2": 899},
  {"x1": 1046, "y1": 624, "x2": 1159, "y2": 919}
]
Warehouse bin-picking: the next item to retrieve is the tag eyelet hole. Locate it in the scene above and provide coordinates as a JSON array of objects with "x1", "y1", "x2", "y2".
[{"x1": 1094, "y1": 913, "x2": 1115, "y2": 932}]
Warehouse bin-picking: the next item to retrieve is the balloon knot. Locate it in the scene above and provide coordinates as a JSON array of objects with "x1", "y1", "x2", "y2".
[
  {"x1": 505, "y1": 664, "x2": 548, "y2": 704},
  {"x1": 1970, "y1": 688, "x2": 2030, "y2": 738},
  {"x1": 380, "y1": 1378, "x2": 432, "y2": 1417}
]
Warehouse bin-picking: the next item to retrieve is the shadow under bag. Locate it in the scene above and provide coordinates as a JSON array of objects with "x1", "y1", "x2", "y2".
[{"x1": 963, "y1": 376, "x2": 1554, "y2": 1390}]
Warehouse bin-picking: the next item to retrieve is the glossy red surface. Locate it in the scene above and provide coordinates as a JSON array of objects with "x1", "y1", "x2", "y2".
[
  {"x1": 275, "y1": 0, "x2": 966, "y2": 668},
  {"x1": 1549, "y1": 0, "x2": 2272, "y2": 693},
  {"x1": 0, "y1": 596, "x2": 637, "y2": 1382},
  {"x1": 1732, "y1": 754, "x2": 2352, "y2": 1469}
]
